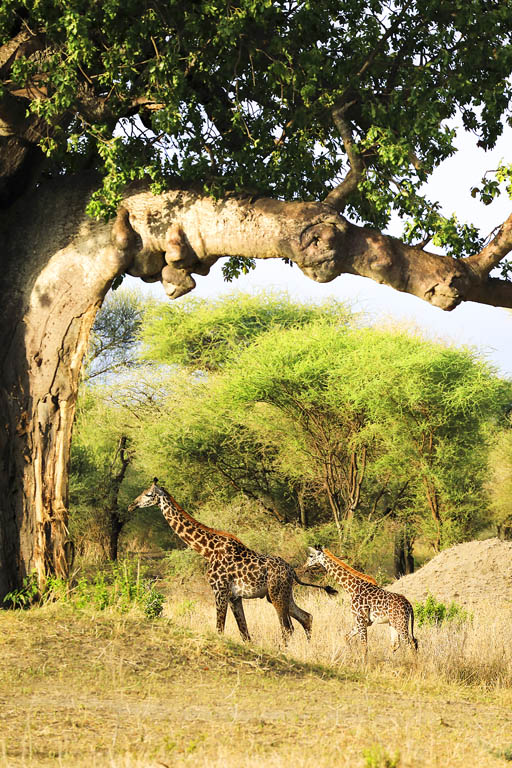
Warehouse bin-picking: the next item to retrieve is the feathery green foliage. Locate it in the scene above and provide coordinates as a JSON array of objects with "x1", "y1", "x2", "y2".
[
  {"x1": 72, "y1": 291, "x2": 511, "y2": 564},
  {"x1": 140, "y1": 292, "x2": 354, "y2": 371},
  {"x1": 126, "y1": 293, "x2": 511, "y2": 552},
  {"x1": 487, "y1": 424, "x2": 512, "y2": 537}
]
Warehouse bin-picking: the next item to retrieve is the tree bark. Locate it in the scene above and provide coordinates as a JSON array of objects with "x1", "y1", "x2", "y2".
[
  {"x1": 423, "y1": 475, "x2": 442, "y2": 552},
  {"x1": 393, "y1": 525, "x2": 415, "y2": 578},
  {"x1": 107, "y1": 513, "x2": 124, "y2": 562},
  {"x1": 344, "y1": 445, "x2": 366, "y2": 522},
  {"x1": 0, "y1": 174, "x2": 133, "y2": 598},
  {"x1": 117, "y1": 186, "x2": 512, "y2": 310},
  {"x1": 1, "y1": 172, "x2": 512, "y2": 597},
  {"x1": 104, "y1": 435, "x2": 131, "y2": 561}
]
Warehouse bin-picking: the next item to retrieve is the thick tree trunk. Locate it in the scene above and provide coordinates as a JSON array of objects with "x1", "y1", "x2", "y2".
[{"x1": 0, "y1": 175, "x2": 132, "y2": 598}]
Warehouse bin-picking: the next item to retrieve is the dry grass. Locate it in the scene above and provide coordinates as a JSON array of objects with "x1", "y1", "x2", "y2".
[
  {"x1": 165, "y1": 580, "x2": 512, "y2": 689},
  {"x1": 1, "y1": 580, "x2": 512, "y2": 768}
]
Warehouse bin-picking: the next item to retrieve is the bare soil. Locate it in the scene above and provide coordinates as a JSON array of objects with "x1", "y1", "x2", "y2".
[{"x1": 389, "y1": 537, "x2": 512, "y2": 608}]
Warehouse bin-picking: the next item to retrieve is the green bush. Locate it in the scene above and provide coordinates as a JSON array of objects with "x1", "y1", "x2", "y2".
[
  {"x1": 414, "y1": 594, "x2": 471, "y2": 627},
  {"x1": 45, "y1": 560, "x2": 164, "y2": 619},
  {"x1": 495, "y1": 745, "x2": 512, "y2": 762},
  {"x1": 2, "y1": 572, "x2": 39, "y2": 608}
]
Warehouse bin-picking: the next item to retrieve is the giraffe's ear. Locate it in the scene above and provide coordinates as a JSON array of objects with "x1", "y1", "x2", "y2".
[
  {"x1": 153, "y1": 477, "x2": 159, "y2": 485},
  {"x1": 307, "y1": 547, "x2": 317, "y2": 555},
  {"x1": 314, "y1": 543, "x2": 324, "y2": 552}
]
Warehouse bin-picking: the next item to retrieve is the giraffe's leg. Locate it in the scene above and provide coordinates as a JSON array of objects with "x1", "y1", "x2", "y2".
[
  {"x1": 346, "y1": 614, "x2": 368, "y2": 658},
  {"x1": 389, "y1": 625, "x2": 400, "y2": 652},
  {"x1": 393, "y1": 625, "x2": 417, "y2": 651},
  {"x1": 345, "y1": 609, "x2": 366, "y2": 642},
  {"x1": 268, "y1": 574, "x2": 294, "y2": 645},
  {"x1": 273, "y1": 602, "x2": 293, "y2": 645},
  {"x1": 289, "y1": 599, "x2": 313, "y2": 640},
  {"x1": 212, "y1": 586, "x2": 230, "y2": 635},
  {"x1": 229, "y1": 597, "x2": 251, "y2": 642},
  {"x1": 390, "y1": 609, "x2": 412, "y2": 651}
]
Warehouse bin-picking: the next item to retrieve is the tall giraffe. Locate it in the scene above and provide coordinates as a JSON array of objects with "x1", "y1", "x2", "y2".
[
  {"x1": 129, "y1": 480, "x2": 337, "y2": 643},
  {"x1": 304, "y1": 546, "x2": 418, "y2": 654}
]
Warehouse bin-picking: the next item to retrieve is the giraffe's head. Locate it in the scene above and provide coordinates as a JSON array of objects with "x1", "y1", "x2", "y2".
[
  {"x1": 128, "y1": 478, "x2": 164, "y2": 512},
  {"x1": 304, "y1": 545, "x2": 327, "y2": 572}
]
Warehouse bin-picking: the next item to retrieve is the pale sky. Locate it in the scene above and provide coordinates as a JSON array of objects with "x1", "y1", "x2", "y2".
[{"x1": 126, "y1": 121, "x2": 512, "y2": 378}]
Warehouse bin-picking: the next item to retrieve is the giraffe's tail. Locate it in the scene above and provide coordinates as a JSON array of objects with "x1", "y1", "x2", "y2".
[
  {"x1": 409, "y1": 606, "x2": 419, "y2": 650},
  {"x1": 293, "y1": 572, "x2": 338, "y2": 596}
]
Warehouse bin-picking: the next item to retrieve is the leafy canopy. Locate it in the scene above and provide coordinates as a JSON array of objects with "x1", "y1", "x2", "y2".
[
  {"x1": 127, "y1": 292, "x2": 512, "y2": 547},
  {"x1": 3, "y1": 0, "x2": 512, "y2": 269},
  {"x1": 139, "y1": 291, "x2": 353, "y2": 370}
]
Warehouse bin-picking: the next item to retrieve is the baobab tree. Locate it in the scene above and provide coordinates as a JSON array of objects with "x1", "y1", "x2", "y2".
[{"x1": 1, "y1": 0, "x2": 511, "y2": 597}]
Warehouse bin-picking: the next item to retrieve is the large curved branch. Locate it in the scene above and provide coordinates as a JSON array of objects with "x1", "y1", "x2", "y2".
[
  {"x1": 14, "y1": 174, "x2": 512, "y2": 313},
  {"x1": 464, "y1": 276, "x2": 512, "y2": 308},
  {"x1": 112, "y1": 184, "x2": 512, "y2": 310}
]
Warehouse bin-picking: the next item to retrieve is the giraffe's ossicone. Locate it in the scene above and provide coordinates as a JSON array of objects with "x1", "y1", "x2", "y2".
[
  {"x1": 304, "y1": 545, "x2": 418, "y2": 655},
  {"x1": 129, "y1": 480, "x2": 337, "y2": 644}
]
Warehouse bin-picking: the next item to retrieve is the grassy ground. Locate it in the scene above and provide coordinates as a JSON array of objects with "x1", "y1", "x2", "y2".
[{"x1": 1, "y1": 578, "x2": 512, "y2": 768}]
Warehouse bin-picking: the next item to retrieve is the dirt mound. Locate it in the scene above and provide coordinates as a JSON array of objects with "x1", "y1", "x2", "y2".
[{"x1": 389, "y1": 537, "x2": 512, "y2": 609}]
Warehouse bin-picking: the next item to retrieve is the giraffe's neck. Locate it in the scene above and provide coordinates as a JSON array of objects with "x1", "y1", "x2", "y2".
[
  {"x1": 321, "y1": 551, "x2": 375, "y2": 597},
  {"x1": 322, "y1": 556, "x2": 362, "y2": 596},
  {"x1": 158, "y1": 493, "x2": 240, "y2": 559}
]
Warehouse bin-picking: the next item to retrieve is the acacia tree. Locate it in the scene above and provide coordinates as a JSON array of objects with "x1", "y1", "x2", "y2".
[
  {"x1": 134, "y1": 307, "x2": 508, "y2": 553},
  {"x1": 136, "y1": 293, "x2": 354, "y2": 524},
  {"x1": 1, "y1": 1, "x2": 512, "y2": 596},
  {"x1": 207, "y1": 322, "x2": 508, "y2": 547}
]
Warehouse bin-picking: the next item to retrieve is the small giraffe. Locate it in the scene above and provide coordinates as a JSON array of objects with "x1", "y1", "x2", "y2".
[
  {"x1": 129, "y1": 480, "x2": 337, "y2": 643},
  {"x1": 304, "y1": 546, "x2": 418, "y2": 654}
]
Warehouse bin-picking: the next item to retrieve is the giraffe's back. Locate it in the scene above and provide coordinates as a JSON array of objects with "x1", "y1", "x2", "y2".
[{"x1": 357, "y1": 582, "x2": 413, "y2": 625}]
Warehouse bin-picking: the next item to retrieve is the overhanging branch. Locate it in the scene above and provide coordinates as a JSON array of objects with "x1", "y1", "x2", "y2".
[
  {"x1": 114, "y1": 183, "x2": 512, "y2": 311},
  {"x1": 464, "y1": 276, "x2": 512, "y2": 309},
  {"x1": 14, "y1": 174, "x2": 512, "y2": 315},
  {"x1": 464, "y1": 212, "x2": 512, "y2": 277}
]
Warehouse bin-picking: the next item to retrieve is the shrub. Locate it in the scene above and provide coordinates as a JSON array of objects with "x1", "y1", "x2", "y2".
[
  {"x1": 2, "y1": 572, "x2": 39, "y2": 608},
  {"x1": 44, "y1": 560, "x2": 164, "y2": 619},
  {"x1": 495, "y1": 745, "x2": 512, "y2": 761},
  {"x1": 363, "y1": 745, "x2": 401, "y2": 768},
  {"x1": 414, "y1": 594, "x2": 471, "y2": 627}
]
